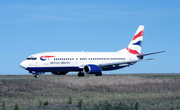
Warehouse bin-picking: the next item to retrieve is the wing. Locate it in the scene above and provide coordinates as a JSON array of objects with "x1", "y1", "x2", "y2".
[{"x1": 100, "y1": 58, "x2": 155, "y2": 68}]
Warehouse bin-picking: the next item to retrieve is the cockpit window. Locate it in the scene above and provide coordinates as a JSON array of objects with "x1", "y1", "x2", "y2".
[
  {"x1": 26, "y1": 57, "x2": 37, "y2": 60},
  {"x1": 32, "y1": 58, "x2": 37, "y2": 60},
  {"x1": 27, "y1": 58, "x2": 31, "y2": 60}
]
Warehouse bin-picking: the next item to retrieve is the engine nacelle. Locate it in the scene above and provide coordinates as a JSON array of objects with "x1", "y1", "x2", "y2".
[
  {"x1": 83, "y1": 64, "x2": 102, "y2": 74},
  {"x1": 52, "y1": 72, "x2": 68, "y2": 75}
]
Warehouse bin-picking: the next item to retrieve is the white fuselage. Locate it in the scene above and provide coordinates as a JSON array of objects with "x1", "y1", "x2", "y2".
[{"x1": 20, "y1": 51, "x2": 138, "y2": 73}]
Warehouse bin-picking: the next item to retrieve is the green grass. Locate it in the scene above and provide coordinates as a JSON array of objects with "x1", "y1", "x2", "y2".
[
  {"x1": 131, "y1": 73, "x2": 180, "y2": 78},
  {"x1": 0, "y1": 74, "x2": 180, "y2": 109}
]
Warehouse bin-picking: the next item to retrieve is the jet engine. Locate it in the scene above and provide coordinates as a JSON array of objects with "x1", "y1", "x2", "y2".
[{"x1": 83, "y1": 64, "x2": 102, "y2": 74}]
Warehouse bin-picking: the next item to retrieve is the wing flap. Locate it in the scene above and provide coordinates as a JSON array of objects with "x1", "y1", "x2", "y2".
[{"x1": 100, "y1": 58, "x2": 155, "y2": 67}]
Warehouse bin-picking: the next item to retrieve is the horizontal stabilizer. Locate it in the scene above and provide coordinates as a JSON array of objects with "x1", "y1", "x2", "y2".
[{"x1": 137, "y1": 51, "x2": 166, "y2": 57}]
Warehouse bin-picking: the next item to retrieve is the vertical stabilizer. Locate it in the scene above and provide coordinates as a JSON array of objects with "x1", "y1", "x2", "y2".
[{"x1": 118, "y1": 25, "x2": 144, "y2": 55}]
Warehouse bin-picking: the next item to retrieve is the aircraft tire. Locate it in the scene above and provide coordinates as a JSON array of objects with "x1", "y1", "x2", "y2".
[
  {"x1": 34, "y1": 74, "x2": 39, "y2": 78},
  {"x1": 78, "y1": 73, "x2": 84, "y2": 77},
  {"x1": 95, "y1": 73, "x2": 102, "y2": 76}
]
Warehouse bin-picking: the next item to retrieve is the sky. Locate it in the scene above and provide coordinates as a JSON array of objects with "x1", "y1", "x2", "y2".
[{"x1": 0, "y1": 0, "x2": 179, "y2": 75}]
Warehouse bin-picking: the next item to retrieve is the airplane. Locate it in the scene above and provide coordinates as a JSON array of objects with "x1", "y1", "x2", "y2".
[{"x1": 20, "y1": 25, "x2": 165, "y2": 78}]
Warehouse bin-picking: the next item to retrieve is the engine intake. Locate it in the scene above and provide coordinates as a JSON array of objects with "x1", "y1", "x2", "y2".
[{"x1": 83, "y1": 65, "x2": 102, "y2": 74}]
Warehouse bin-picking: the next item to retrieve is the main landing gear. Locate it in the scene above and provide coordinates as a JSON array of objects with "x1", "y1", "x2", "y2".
[
  {"x1": 95, "y1": 72, "x2": 102, "y2": 76},
  {"x1": 78, "y1": 71, "x2": 84, "y2": 77},
  {"x1": 77, "y1": 71, "x2": 103, "y2": 77}
]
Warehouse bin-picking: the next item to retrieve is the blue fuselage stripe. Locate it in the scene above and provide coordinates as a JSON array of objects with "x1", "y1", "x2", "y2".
[
  {"x1": 27, "y1": 66, "x2": 128, "y2": 72},
  {"x1": 102, "y1": 66, "x2": 127, "y2": 71},
  {"x1": 27, "y1": 67, "x2": 80, "y2": 72}
]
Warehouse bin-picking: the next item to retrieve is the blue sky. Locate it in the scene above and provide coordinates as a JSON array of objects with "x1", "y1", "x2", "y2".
[{"x1": 0, "y1": 0, "x2": 179, "y2": 75}]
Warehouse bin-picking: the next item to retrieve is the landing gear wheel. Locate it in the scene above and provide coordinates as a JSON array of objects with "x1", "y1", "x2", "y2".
[
  {"x1": 95, "y1": 73, "x2": 102, "y2": 76},
  {"x1": 78, "y1": 72, "x2": 84, "y2": 77},
  {"x1": 34, "y1": 74, "x2": 39, "y2": 78}
]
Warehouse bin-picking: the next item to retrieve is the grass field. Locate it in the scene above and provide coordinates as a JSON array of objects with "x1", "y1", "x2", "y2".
[{"x1": 0, "y1": 74, "x2": 180, "y2": 110}]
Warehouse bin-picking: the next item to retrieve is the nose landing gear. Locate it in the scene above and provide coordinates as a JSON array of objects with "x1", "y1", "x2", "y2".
[
  {"x1": 34, "y1": 74, "x2": 39, "y2": 78},
  {"x1": 31, "y1": 71, "x2": 40, "y2": 78}
]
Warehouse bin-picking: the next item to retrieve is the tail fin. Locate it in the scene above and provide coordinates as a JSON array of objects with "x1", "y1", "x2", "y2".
[{"x1": 118, "y1": 25, "x2": 144, "y2": 55}]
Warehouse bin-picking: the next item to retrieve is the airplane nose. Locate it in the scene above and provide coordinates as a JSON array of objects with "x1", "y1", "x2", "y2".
[{"x1": 20, "y1": 61, "x2": 27, "y2": 69}]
